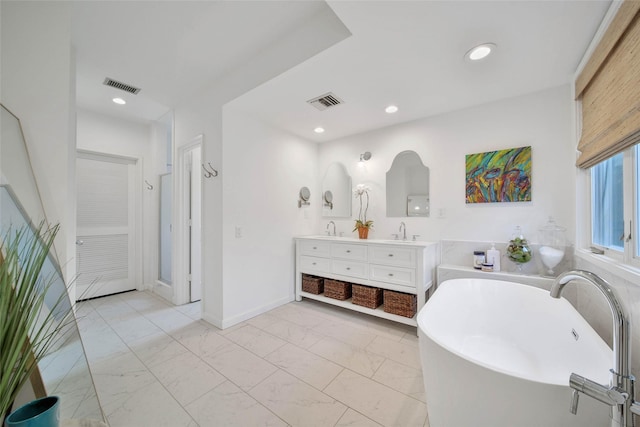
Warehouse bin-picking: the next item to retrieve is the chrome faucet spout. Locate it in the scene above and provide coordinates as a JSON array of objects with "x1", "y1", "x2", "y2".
[
  {"x1": 399, "y1": 222, "x2": 407, "y2": 241},
  {"x1": 327, "y1": 221, "x2": 336, "y2": 236},
  {"x1": 551, "y1": 270, "x2": 635, "y2": 427}
]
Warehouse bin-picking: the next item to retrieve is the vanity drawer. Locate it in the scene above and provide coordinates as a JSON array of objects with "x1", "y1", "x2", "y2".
[
  {"x1": 369, "y1": 264, "x2": 415, "y2": 288},
  {"x1": 369, "y1": 245, "x2": 415, "y2": 267},
  {"x1": 331, "y1": 243, "x2": 368, "y2": 261},
  {"x1": 299, "y1": 240, "x2": 331, "y2": 257},
  {"x1": 332, "y1": 259, "x2": 368, "y2": 279},
  {"x1": 299, "y1": 256, "x2": 331, "y2": 274}
]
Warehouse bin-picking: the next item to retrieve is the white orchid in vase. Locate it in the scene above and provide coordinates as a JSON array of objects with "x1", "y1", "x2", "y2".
[{"x1": 353, "y1": 184, "x2": 373, "y2": 236}]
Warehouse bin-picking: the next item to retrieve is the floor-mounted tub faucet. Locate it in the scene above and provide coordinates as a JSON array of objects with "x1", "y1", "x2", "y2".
[
  {"x1": 550, "y1": 270, "x2": 640, "y2": 427},
  {"x1": 399, "y1": 222, "x2": 407, "y2": 241},
  {"x1": 326, "y1": 221, "x2": 336, "y2": 236}
]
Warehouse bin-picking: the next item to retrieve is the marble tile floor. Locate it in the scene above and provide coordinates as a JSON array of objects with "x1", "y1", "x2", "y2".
[{"x1": 77, "y1": 291, "x2": 430, "y2": 427}]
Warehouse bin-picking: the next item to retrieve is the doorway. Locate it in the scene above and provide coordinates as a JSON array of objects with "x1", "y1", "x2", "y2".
[
  {"x1": 177, "y1": 137, "x2": 203, "y2": 304},
  {"x1": 75, "y1": 151, "x2": 139, "y2": 300}
]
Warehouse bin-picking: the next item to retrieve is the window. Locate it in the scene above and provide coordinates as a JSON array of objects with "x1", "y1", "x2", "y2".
[
  {"x1": 591, "y1": 145, "x2": 639, "y2": 265},
  {"x1": 591, "y1": 152, "x2": 624, "y2": 251}
]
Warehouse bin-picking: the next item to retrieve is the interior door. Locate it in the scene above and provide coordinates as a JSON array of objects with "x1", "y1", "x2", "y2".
[
  {"x1": 188, "y1": 146, "x2": 202, "y2": 302},
  {"x1": 76, "y1": 152, "x2": 136, "y2": 300}
]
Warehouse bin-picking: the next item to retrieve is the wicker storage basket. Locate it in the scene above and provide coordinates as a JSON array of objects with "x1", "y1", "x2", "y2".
[
  {"x1": 324, "y1": 279, "x2": 352, "y2": 300},
  {"x1": 352, "y1": 284, "x2": 383, "y2": 309},
  {"x1": 302, "y1": 274, "x2": 324, "y2": 294},
  {"x1": 383, "y1": 290, "x2": 417, "y2": 318}
]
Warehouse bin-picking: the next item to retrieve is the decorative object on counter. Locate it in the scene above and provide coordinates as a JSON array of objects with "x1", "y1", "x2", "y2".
[
  {"x1": 5, "y1": 396, "x2": 60, "y2": 427},
  {"x1": 538, "y1": 217, "x2": 566, "y2": 276},
  {"x1": 353, "y1": 184, "x2": 373, "y2": 239},
  {"x1": 487, "y1": 243, "x2": 501, "y2": 272},
  {"x1": 298, "y1": 186, "x2": 311, "y2": 208},
  {"x1": 473, "y1": 251, "x2": 486, "y2": 270},
  {"x1": 465, "y1": 146, "x2": 531, "y2": 203},
  {"x1": 481, "y1": 262, "x2": 494, "y2": 272},
  {"x1": 1, "y1": 224, "x2": 77, "y2": 424},
  {"x1": 507, "y1": 225, "x2": 532, "y2": 271}
]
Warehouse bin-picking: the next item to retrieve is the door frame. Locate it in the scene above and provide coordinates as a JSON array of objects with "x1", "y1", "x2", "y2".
[
  {"x1": 174, "y1": 135, "x2": 203, "y2": 305},
  {"x1": 75, "y1": 149, "x2": 143, "y2": 297}
]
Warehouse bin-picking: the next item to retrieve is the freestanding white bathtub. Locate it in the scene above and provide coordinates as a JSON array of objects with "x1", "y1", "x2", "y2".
[{"x1": 417, "y1": 278, "x2": 612, "y2": 427}]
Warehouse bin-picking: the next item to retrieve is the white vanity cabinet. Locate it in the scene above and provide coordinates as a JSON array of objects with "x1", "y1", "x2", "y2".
[{"x1": 295, "y1": 237, "x2": 438, "y2": 326}]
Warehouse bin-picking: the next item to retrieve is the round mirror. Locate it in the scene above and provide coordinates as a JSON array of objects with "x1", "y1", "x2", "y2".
[
  {"x1": 321, "y1": 162, "x2": 351, "y2": 218},
  {"x1": 323, "y1": 190, "x2": 333, "y2": 210},
  {"x1": 299, "y1": 186, "x2": 311, "y2": 201}
]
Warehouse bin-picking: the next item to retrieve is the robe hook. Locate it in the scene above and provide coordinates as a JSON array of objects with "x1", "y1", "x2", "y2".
[{"x1": 202, "y1": 162, "x2": 218, "y2": 178}]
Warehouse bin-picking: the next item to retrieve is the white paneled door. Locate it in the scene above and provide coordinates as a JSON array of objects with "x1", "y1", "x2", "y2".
[{"x1": 76, "y1": 152, "x2": 136, "y2": 300}]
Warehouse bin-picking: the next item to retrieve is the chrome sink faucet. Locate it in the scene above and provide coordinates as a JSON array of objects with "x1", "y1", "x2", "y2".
[
  {"x1": 399, "y1": 222, "x2": 407, "y2": 241},
  {"x1": 326, "y1": 221, "x2": 336, "y2": 236},
  {"x1": 551, "y1": 270, "x2": 640, "y2": 427}
]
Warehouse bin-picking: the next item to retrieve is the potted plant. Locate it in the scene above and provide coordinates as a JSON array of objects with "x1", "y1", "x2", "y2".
[
  {"x1": 353, "y1": 184, "x2": 373, "y2": 239},
  {"x1": 1, "y1": 223, "x2": 74, "y2": 426}
]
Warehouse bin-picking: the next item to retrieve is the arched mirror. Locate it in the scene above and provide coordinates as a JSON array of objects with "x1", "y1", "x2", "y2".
[
  {"x1": 321, "y1": 162, "x2": 351, "y2": 218},
  {"x1": 386, "y1": 150, "x2": 430, "y2": 217}
]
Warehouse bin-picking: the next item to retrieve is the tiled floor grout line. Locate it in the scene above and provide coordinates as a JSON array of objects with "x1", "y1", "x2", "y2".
[
  {"x1": 85, "y1": 299, "x2": 203, "y2": 426},
  {"x1": 125, "y1": 299, "x2": 292, "y2": 427},
  {"x1": 82, "y1": 291, "x2": 428, "y2": 427}
]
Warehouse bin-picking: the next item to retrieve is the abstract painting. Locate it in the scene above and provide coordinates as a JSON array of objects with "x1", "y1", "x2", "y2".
[{"x1": 465, "y1": 146, "x2": 531, "y2": 203}]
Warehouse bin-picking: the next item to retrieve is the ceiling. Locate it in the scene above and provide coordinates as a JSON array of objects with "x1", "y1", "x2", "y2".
[{"x1": 73, "y1": 0, "x2": 611, "y2": 142}]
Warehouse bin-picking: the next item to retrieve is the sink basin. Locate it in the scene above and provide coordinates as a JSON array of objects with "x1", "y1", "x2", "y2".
[{"x1": 378, "y1": 239, "x2": 416, "y2": 244}]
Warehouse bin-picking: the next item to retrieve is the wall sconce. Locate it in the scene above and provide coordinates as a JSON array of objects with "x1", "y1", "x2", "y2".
[{"x1": 360, "y1": 152, "x2": 372, "y2": 163}]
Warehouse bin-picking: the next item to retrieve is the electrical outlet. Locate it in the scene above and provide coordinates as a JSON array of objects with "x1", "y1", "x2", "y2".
[
  {"x1": 235, "y1": 226, "x2": 242, "y2": 238},
  {"x1": 438, "y1": 208, "x2": 446, "y2": 219}
]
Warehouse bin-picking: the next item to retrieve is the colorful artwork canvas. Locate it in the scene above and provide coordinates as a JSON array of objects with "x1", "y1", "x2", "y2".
[{"x1": 465, "y1": 146, "x2": 531, "y2": 203}]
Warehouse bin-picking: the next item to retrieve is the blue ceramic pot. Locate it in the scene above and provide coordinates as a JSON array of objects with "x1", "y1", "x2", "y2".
[{"x1": 5, "y1": 396, "x2": 60, "y2": 427}]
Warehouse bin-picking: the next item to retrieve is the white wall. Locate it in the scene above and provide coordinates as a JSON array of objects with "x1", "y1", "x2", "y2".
[
  {"x1": 1, "y1": 1, "x2": 76, "y2": 282},
  {"x1": 221, "y1": 109, "x2": 318, "y2": 326},
  {"x1": 318, "y1": 85, "x2": 575, "y2": 246},
  {"x1": 76, "y1": 109, "x2": 156, "y2": 288},
  {"x1": 173, "y1": 7, "x2": 349, "y2": 326}
]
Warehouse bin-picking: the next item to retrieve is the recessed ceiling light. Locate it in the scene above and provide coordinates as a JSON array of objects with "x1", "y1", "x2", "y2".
[
  {"x1": 465, "y1": 43, "x2": 496, "y2": 61},
  {"x1": 112, "y1": 97, "x2": 126, "y2": 105},
  {"x1": 385, "y1": 105, "x2": 399, "y2": 114},
  {"x1": 314, "y1": 127, "x2": 325, "y2": 134}
]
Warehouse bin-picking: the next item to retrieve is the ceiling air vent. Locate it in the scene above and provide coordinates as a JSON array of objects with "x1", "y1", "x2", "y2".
[
  {"x1": 103, "y1": 77, "x2": 141, "y2": 95},
  {"x1": 307, "y1": 92, "x2": 344, "y2": 111}
]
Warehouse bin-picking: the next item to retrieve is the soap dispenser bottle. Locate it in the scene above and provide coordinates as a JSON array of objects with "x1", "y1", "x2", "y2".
[{"x1": 487, "y1": 243, "x2": 501, "y2": 272}]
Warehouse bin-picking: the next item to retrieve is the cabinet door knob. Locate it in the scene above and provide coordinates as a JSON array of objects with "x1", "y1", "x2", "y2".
[
  {"x1": 312, "y1": 262, "x2": 317, "y2": 265},
  {"x1": 388, "y1": 273, "x2": 394, "y2": 277},
  {"x1": 346, "y1": 250, "x2": 351, "y2": 253},
  {"x1": 313, "y1": 246, "x2": 317, "y2": 249},
  {"x1": 346, "y1": 267, "x2": 351, "y2": 270},
  {"x1": 388, "y1": 254, "x2": 394, "y2": 257}
]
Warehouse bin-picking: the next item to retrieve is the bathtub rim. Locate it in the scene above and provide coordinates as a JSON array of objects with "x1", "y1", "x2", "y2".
[{"x1": 417, "y1": 278, "x2": 612, "y2": 386}]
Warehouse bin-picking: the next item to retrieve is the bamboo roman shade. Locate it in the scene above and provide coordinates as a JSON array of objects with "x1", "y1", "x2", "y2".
[{"x1": 576, "y1": 1, "x2": 640, "y2": 169}]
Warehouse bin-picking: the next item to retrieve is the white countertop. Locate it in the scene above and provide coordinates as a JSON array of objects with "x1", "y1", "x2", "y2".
[{"x1": 295, "y1": 235, "x2": 437, "y2": 247}]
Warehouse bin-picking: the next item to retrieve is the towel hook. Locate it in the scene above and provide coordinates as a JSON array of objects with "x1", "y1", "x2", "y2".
[
  {"x1": 144, "y1": 179, "x2": 153, "y2": 190},
  {"x1": 202, "y1": 162, "x2": 218, "y2": 178}
]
